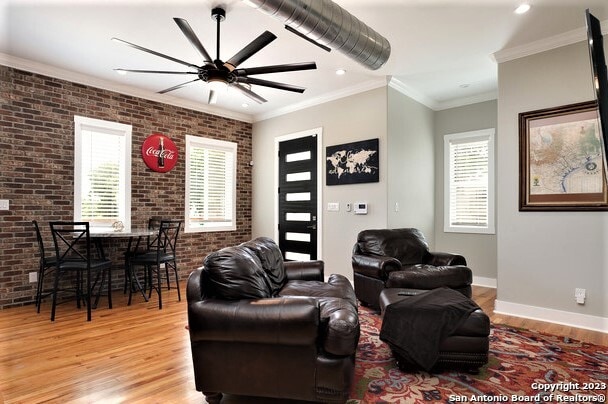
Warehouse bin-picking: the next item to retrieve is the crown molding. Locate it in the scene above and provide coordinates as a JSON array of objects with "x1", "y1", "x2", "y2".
[
  {"x1": 253, "y1": 77, "x2": 388, "y2": 122},
  {"x1": 388, "y1": 76, "x2": 438, "y2": 110},
  {"x1": 388, "y1": 77, "x2": 497, "y2": 111},
  {"x1": 0, "y1": 52, "x2": 253, "y2": 123},
  {"x1": 493, "y1": 19, "x2": 608, "y2": 64},
  {"x1": 434, "y1": 90, "x2": 498, "y2": 111}
]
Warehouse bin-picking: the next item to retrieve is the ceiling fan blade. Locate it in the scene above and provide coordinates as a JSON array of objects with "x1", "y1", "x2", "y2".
[
  {"x1": 234, "y1": 62, "x2": 317, "y2": 76},
  {"x1": 224, "y1": 31, "x2": 277, "y2": 71},
  {"x1": 114, "y1": 69, "x2": 198, "y2": 74},
  {"x1": 231, "y1": 83, "x2": 267, "y2": 104},
  {"x1": 173, "y1": 18, "x2": 213, "y2": 63},
  {"x1": 112, "y1": 37, "x2": 199, "y2": 70},
  {"x1": 237, "y1": 77, "x2": 306, "y2": 93},
  {"x1": 208, "y1": 89, "x2": 218, "y2": 104},
  {"x1": 158, "y1": 78, "x2": 201, "y2": 94}
]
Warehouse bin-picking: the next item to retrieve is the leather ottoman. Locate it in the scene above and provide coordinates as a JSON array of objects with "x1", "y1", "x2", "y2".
[{"x1": 379, "y1": 288, "x2": 490, "y2": 372}]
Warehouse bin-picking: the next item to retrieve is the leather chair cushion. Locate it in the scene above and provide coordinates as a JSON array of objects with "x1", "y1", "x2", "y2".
[
  {"x1": 203, "y1": 246, "x2": 271, "y2": 300},
  {"x1": 279, "y1": 274, "x2": 357, "y2": 307},
  {"x1": 240, "y1": 237, "x2": 286, "y2": 295},
  {"x1": 357, "y1": 228, "x2": 429, "y2": 265},
  {"x1": 386, "y1": 264, "x2": 472, "y2": 290}
]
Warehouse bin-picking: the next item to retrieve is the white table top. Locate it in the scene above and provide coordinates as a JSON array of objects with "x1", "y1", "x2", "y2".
[{"x1": 90, "y1": 229, "x2": 155, "y2": 238}]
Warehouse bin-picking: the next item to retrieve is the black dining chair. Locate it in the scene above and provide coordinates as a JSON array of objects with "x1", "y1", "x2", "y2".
[
  {"x1": 49, "y1": 221, "x2": 112, "y2": 321},
  {"x1": 128, "y1": 219, "x2": 182, "y2": 309},
  {"x1": 32, "y1": 220, "x2": 57, "y2": 313},
  {"x1": 122, "y1": 216, "x2": 161, "y2": 296}
]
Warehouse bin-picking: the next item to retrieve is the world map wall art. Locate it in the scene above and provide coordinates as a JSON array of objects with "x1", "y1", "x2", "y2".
[{"x1": 326, "y1": 138, "x2": 379, "y2": 185}]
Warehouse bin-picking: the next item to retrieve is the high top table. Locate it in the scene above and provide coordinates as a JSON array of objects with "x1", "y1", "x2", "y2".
[{"x1": 90, "y1": 229, "x2": 156, "y2": 308}]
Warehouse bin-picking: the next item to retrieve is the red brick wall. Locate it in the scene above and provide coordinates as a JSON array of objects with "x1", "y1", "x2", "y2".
[{"x1": 0, "y1": 65, "x2": 252, "y2": 308}]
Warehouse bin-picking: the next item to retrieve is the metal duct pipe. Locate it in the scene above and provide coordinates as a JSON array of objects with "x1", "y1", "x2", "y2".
[{"x1": 242, "y1": 0, "x2": 391, "y2": 70}]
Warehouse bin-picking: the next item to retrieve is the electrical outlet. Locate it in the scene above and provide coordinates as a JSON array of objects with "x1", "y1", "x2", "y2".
[
  {"x1": 346, "y1": 203, "x2": 352, "y2": 212},
  {"x1": 29, "y1": 272, "x2": 38, "y2": 283},
  {"x1": 575, "y1": 288, "x2": 586, "y2": 305}
]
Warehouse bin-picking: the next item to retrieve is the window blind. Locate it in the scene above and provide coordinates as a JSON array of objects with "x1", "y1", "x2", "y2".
[
  {"x1": 448, "y1": 138, "x2": 489, "y2": 228},
  {"x1": 188, "y1": 145, "x2": 234, "y2": 228},
  {"x1": 80, "y1": 128, "x2": 125, "y2": 226}
]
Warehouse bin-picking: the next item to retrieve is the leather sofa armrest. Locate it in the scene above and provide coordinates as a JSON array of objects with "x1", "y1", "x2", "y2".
[
  {"x1": 188, "y1": 296, "x2": 320, "y2": 346},
  {"x1": 352, "y1": 254, "x2": 402, "y2": 280},
  {"x1": 284, "y1": 260, "x2": 324, "y2": 281},
  {"x1": 186, "y1": 267, "x2": 206, "y2": 302},
  {"x1": 426, "y1": 252, "x2": 467, "y2": 266}
]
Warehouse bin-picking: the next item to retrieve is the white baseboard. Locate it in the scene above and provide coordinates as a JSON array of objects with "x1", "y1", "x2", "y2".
[
  {"x1": 494, "y1": 299, "x2": 608, "y2": 334},
  {"x1": 472, "y1": 276, "x2": 497, "y2": 288}
]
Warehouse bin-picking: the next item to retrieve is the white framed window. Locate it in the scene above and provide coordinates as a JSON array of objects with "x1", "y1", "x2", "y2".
[
  {"x1": 74, "y1": 116, "x2": 132, "y2": 231},
  {"x1": 185, "y1": 135, "x2": 237, "y2": 233},
  {"x1": 444, "y1": 128, "x2": 495, "y2": 234}
]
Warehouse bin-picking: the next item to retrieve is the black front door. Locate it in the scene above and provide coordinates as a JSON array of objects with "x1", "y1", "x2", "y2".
[{"x1": 278, "y1": 135, "x2": 318, "y2": 260}]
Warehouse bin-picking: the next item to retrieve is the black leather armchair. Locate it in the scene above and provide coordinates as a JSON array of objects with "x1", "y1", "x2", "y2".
[
  {"x1": 187, "y1": 237, "x2": 359, "y2": 403},
  {"x1": 352, "y1": 228, "x2": 472, "y2": 309}
]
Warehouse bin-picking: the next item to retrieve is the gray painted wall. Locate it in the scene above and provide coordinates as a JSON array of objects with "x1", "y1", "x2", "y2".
[
  {"x1": 497, "y1": 41, "x2": 608, "y2": 322},
  {"x1": 251, "y1": 87, "x2": 388, "y2": 280},
  {"x1": 387, "y1": 87, "x2": 436, "y2": 243},
  {"x1": 251, "y1": 39, "x2": 608, "y2": 328},
  {"x1": 434, "y1": 100, "x2": 498, "y2": 284}
]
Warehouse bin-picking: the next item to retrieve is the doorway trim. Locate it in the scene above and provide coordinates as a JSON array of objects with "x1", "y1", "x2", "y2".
[{"x1": 274, "y1": 127, "x2": 323, "y2": 260}]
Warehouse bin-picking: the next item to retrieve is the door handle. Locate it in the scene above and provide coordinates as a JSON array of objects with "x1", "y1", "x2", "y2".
[{"x1": 307, "y1": 224, "x2": 317, "y2": 230}]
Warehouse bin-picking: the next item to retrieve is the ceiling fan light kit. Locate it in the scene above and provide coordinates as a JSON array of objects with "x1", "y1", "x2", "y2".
[
  {"x1": 112, "y1": 7, "x2": 317, "y2": 105},
  {"x1": 242, "y1": 0, "x2": 391, "y2": 70}
]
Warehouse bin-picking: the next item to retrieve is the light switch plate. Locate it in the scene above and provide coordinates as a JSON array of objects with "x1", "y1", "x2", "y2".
[
  {"x1": 0, "y1": 200, "x2": 9, "y2": 210},
  {"x1": 327, "y1": 202, "x2": 339, "y2": 211}
]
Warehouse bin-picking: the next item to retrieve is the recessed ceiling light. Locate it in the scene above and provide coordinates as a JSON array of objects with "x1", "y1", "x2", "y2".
[
  {"x1": 114, "y1": 69, "x2": 127, "y2": 75},
  {"x1": 336, "y1": 68, "x2": 346, "y2": 75},
  {"x1": 242, "y1": 103, "x2": 249, "y2": 108},
  {"x1": 514, "y1": 3, "x2": 531, "y2": 14},
  {"x1": 459, "y1": 84, "x2": 470, "y2": 89}
]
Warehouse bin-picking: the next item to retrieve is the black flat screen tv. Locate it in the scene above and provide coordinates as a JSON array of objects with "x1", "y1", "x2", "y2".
[{"x1": 585, "y1": 9, "x2": 608, "y2": 180}]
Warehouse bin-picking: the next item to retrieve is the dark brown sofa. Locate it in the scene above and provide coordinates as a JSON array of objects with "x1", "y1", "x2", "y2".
[
  {"x1": 352, "y1": 228, "x2": 473, "y2": 309},
  {"x1": 187, "y1": 237, "x2": 360, "y2": 403}
]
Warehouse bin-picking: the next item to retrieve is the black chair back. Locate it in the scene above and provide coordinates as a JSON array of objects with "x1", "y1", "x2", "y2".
[
  {"x1": 48, "y1": 221, "x2": 110, "y2": 321},
  {"x1": 156, "y1": 219, "x2": 181, "y2": 258},
  {"x1": 50, "y1": 221, "x2": 92, "y2": 265},
  {"x1": 32, "y1": 220, "x2": 47, "y2": 261},
  {"x1": 33, "y1": 220, "x2": 57, "y2": 312}
]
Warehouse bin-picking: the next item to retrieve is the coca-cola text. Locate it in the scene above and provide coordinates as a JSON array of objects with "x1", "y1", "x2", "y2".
[{"x1": 145, "y1": 147, "x2": 176, "y2": 160}]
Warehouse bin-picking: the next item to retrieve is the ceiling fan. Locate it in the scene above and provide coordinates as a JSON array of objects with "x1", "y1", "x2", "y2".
[{"x1": 112, "y1": 7, "x2": 317, "y2": 104}]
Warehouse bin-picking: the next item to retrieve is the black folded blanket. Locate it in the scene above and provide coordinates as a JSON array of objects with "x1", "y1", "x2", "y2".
[{"x1": 379, "y1": 287, "x2": 480, "y2": 371}]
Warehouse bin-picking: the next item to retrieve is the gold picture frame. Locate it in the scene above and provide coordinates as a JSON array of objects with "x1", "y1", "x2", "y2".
[{"x1": 519, "y1": 101, "x2": 608, "y2": 211}]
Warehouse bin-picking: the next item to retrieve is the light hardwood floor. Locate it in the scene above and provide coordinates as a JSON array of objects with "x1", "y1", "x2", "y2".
[{"x1": 1, "y1": 286, "x2": 606, "y2": 403}]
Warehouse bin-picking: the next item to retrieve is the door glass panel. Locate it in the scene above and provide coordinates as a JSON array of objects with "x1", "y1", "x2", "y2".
[
  {"x1": 285, "y1": 232, "x2": 311, "y2": 242},
  {"x1": 285, "y1": 212, "x2": 310, "y2": 221},
  {"x1": 285, "y1": 251, "x2": 311, "y2": 261},
  {"x1": 286, "y1": 192, "x2": 311, "y2": 201},
  {"x1": 285, "y1": 151, "x2": 311, "y2": 162},
  {"x1": 286, "y1": 172, "x2": 311, "y2": 182}
]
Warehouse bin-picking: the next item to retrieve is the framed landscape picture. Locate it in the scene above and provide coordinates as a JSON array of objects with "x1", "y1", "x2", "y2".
[
  {"x1": 326, "y1": 138, "x2": 379, "y2": 185},
  {"x1": 519, "y1": 101, "x2": 608, "y2": 211}
]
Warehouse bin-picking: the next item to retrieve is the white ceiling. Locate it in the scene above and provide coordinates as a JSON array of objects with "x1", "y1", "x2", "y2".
[{"x1": 1, "y1": 0, "x2": 607, "y2": 122}]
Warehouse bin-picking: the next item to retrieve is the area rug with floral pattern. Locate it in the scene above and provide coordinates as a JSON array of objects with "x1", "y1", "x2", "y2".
[{"x1": 348, "y1": 306, "x2": 608, "y2": 403}]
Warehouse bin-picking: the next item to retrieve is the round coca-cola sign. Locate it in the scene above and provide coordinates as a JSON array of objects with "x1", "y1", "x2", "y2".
[{"x1": 141, "y1": 133, "x2": 178, "y2": 173}]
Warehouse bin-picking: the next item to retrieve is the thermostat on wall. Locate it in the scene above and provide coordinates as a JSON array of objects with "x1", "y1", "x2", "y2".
[{"x1": 354, "y1": 202, "x2": 368, "y2": 215}]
